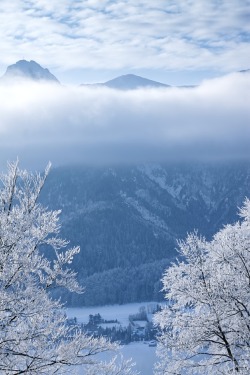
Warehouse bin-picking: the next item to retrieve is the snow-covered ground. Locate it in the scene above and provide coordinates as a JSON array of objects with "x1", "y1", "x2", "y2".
[
  {"x1": 120, "y1": 342, "x2": 157, "y2": 375},
  {"x1": 71, "y1": 342, "x2": 156, "y2": 375},
  {"x1": 66, "y1": 302, "x2": 160, "y2": 374},
  {"x1": 66, "y1": 301, "x2": 160, "y2": 327}
]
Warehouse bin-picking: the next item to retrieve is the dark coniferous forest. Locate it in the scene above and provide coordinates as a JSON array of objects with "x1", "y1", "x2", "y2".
[{"x1": 40, "y1": 162, "x2": 250, "y2": 306}]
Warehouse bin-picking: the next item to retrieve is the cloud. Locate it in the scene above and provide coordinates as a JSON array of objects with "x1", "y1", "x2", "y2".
[
  {"x1": 0, "y1": 0, "x2": 249, "y2": 77},
  {"x1": 0, "y1": 72, "x2": 249, "y2": 169}
]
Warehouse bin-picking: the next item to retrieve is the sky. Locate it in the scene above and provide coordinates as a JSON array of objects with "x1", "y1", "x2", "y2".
[
  {"x1": 0, "y1": 0, "x2": 249, "y2": 85},
  {"x1": 0, "y1": 0, "x2": 249, "y2": 169}
]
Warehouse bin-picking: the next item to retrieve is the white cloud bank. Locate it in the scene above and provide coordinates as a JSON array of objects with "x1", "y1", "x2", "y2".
[{"x1": 0, "y1": 72, "x2": 249, "y2": 169}]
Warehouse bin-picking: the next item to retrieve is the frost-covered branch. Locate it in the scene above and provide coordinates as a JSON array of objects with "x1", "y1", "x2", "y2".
[
  {"x1": 155, "y1": 198, "x2": 250, "y2": 375},
  {"x1": 0, "y1": 161, "x2": 137, "y2": 375}
]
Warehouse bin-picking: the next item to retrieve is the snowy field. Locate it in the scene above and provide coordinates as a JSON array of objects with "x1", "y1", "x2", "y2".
[
  {"x1": 70, "y1": 342, "x2": 157, "y2": 375},
  {"x1": 66, "y1": 302, "x2": 160, "y2": 374},
  {"x1": 66, "y1": 301, "x2": 161, "y2": 327}
]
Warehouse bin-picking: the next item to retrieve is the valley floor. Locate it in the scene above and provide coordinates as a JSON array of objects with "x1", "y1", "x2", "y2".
[
  {"x1": 66, "y1": 301, "x2": 160, "y2": 327},
  {"x1": 66, "y1": 302, "x2": 160, "y2": 374},
  {"x1": 71, "y1": 341, "x2": 156, "y2": 375}
]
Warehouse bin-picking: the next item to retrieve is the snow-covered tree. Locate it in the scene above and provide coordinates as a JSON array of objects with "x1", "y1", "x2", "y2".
[
  {"x1": 0, "y1": 161, "x2": 137, "y2": 375},
  {"x1": 155, "y1": 199, "x2": 250, "y2": 375}
]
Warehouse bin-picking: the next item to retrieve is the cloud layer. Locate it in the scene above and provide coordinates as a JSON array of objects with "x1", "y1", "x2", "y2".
[
  {"x1": 0, "y1": 0, "x2": 249, "y2": 78},
  {"x1": 0, "y1": 72, "x2": 249, "y2": 169}
]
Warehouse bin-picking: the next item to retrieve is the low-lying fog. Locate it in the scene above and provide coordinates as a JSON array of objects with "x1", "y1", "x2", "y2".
[{"x1": 0, "y1": 72, "x2": 249, "y2": 169}]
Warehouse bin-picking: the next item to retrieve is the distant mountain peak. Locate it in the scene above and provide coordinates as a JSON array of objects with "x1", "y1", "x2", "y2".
[
  {"x1": 239, "y1": 69, "x2": 250, "y2": 74},
  {"x1": 103, "y1": 74, "x2": 169, "y2": 89},
  {"x1": 81, "y1": 73, "x2": 170, "y2": 90},
  {"x1": 2, "y1": 60, "x2": 60, "y2": 83}
]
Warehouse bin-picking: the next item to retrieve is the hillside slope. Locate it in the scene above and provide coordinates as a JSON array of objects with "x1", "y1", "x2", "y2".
[{"x1": 41, "y1": 162, "x2": 250, "y2": 305}]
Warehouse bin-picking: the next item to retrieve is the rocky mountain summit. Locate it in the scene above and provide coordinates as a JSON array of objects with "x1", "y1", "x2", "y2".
[{"x1": 1, "y1": 60, "x2": 60, "y2": 83}]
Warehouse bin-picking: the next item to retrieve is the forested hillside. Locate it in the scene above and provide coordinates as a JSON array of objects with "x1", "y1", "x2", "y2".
[{"x1": 41, "y1": 162, "x2": 250, "y2": 305}]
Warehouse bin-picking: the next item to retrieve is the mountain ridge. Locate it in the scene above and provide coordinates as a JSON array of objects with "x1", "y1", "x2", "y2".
[
  {"x1": 1, "y1": 59, "x2": 248, "y2": 87},
  {"x1": 40, "y1": 162, "x2": 250, "y2": 306},
  {"x1": 81, "y1": 74, "x2": 170, "y2": 90},
  {"x1": 1, "y1": 60, "x2": 60, "y2": 83}
]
